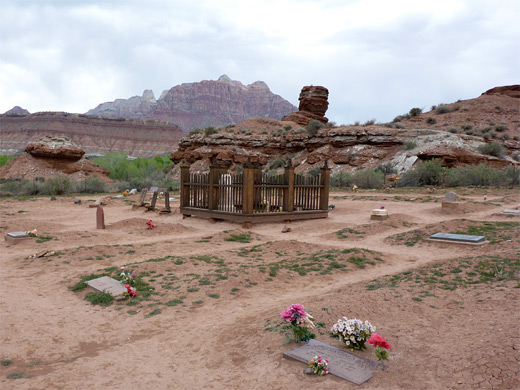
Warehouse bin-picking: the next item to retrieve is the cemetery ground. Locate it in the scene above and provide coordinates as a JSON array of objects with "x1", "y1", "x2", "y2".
[{"x1": 0, "y1": 188, "x2": 519, "y2": 390}]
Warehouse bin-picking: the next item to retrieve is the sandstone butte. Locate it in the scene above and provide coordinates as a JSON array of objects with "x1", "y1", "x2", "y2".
[
  {"x1": 0, "y1": 135, "x2": 111, "y2": 182},
  {"x1": 171, "y1": 85, "x2": 520, "y2": 173}
]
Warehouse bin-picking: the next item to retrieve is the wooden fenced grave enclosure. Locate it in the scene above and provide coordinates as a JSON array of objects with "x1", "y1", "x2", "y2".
[{"x1": 180, "y1": 164, "x2": 330, "y2": 224}]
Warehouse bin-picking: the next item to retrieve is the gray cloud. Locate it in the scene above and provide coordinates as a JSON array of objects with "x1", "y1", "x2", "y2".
[{"x1": 0, "y1": 0, "x2": 518, "y2": 125}]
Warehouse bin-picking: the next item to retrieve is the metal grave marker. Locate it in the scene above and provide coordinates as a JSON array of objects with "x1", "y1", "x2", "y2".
[
  {"x1": 5, "y1": 231, "x2": 31, "y2": 246},
  {"x1": 430, "y1": 232, "x2": 485, "y2": 243},
  {"x1": 86, "y1": 276, "x2": 127, "y2": 297},
  {"x1": 503, "y1": 209, "x2": 520, "y2": 215},
  {"x1": 283, "y1": 339, "x2": 379, "y2": 385},
  {"x1": 7, "y1": 231, "x2": 30, "y2": 238}
]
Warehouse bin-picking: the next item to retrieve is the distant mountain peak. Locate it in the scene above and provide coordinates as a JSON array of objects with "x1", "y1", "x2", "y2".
[{"x1": 3, "y1": 106, "x2": 30, "y2": 115}]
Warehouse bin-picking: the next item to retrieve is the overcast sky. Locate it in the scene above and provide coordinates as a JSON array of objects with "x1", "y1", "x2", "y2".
[{"x1": 1, "y1": 0, "x2": 518, "y2": 125}]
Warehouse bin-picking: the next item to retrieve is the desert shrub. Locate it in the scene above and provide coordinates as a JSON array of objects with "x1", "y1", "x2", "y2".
[
  {"x1": 268, "y1": 157, "x2": 285, "y2": 170},
  {"x1": 363, "y1": 119, "x2": 376, "y2": 126},
  {"x1": 448, "y1": 127, "x2": 460, "y2": 134},
  {"x1": 478, "y1": 143, "x2": 505, "y2": 158},
  {"x1": 512, "y1": 153, "x2": 520, "y2": 162},
  {"x1": 461, "y1": 124, "x2": 473, "y2": 131},
  {"x1": 409, "y1": 107, "x2": 422, "y2": 117},
  {"x1": 398, "y1": 159, "x2": 443, "y2": 187},
  {"x1": 489, "y1": 130, "x2": 497, "y2": 139},
  {"x1": 43, "y1": 175, "x2": 72, "y2": 195},
  {"x1": 481, "y1": 126, "x2": 493, "y2": 133},
  {"x1": 513, "y1": 136, "x2": 519, "y2": 141},
  {"x1": 445, "y1": 164, "x2": 510, "y2": 187},
  {"x1": 204, "y1": 127, "x2": 217, "y2": 136},
  {"x1": 435, "y1": 104, "x2": 450, "y2": 114},
  {"x1": 0, "y1": 155, "x2": 14, "y2": 167},
  {"x1": 393, "y1": 115, "x2": 405, "y2": 122},
  {"x1": 283, "y1": 125, "x2": 292, "y2": 131},
  {"x1": 426, "y1": 117, "x2": 436, "y2": 124},
  {"x1": 495, "y1": 123, "x2": 508, "y2": 132},
  {"x1": 76, "y1": 176, "x2": 107, "y2": 193},
  {"x1": 376, "y1": 163, "x2": 397, "y2": 175},
  {"x1": 0, "y1": 179, "x2": 43, "y2": 196},
  {"x1": 500, "y1": 134, "x2": 510, "y2": 141},
  {"x1": 330, "y1": 171, "x2": 353, "y2": 188},
  {"x1": 189, "y1": 128, "x2": 202, "y2": 136},
  {"x1": 353, "y1": 170, "x2": 384, "y2": 189},
  {"x1": 403, "y1": 140, "x2": 417, "y2": 150},
  {"x1": 307, "y1": 166, "x2": 322, "y2": 177},
  {"x1": 305, "y1": 120, "x2": 324, "y2": 136}
]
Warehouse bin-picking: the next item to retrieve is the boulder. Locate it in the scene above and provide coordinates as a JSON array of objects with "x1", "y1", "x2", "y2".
[
  {"x1": 25, "y1": 135, "x2": 85, "y2": 160},
  {"x1": 283, "y1": 86, "x2": 329, "y2": 126}
]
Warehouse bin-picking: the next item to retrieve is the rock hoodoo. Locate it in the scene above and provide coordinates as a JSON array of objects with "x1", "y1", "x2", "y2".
[
  {"x1": 0, "y1": 135, "x2": 111, "y2": 182},
  {"x1": 282, "y1": 86, "x2": 329, "y2": 126}
]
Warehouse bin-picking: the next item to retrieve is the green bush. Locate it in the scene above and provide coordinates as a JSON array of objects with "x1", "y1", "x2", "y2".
[
  {"x1": 398, "y1": 159, "x2": 443, "y2": 186},
  {"x1": 43, "y1": 175, "x2": 72, "y2": 195},
  {"x1": 478, "y1": 143, "x2": 505, "y2": 158},
  {"x1": 445, "y1": 164, "x2": 510, "y2": 186},
  {"x1": 305, "y1": 120, "x2": 324, "y2": 136},
  {"x1": 330, "y1": 172, "x2": 353, "y2": 188},
  {"x1": 435, "y1": 104, "x2": 450, "y2": 114},
  {"x1": 426, "y1": 117, "x2": 436, "y2": 124},
  {"x1": 189, "y1": 128, "x2": 202, "y2": 136},
  {"x1": 495, "y1": 124, "x2": 508, "y2": 132},
  {"x1": 204, "y1": 127, "x2": 217, "y2": 136},
  {"x1": 403, "y1": 140, "x2": 417, "y2": 150},
  {"x1": 353, "y1": 170, "x2": 384, "y2": 188},
  {"x1": 0, "y1": 155, "x2": 14, "y2": 167},
  {"x1": 85, "y1": 291, "x2": 114, "y2": 306},
  {"x1": 75, "y1": 176, "x2": 107, "y2": 193},
  {"x1": 409, "y1": 107, "x2": 422, "y2": 117}
]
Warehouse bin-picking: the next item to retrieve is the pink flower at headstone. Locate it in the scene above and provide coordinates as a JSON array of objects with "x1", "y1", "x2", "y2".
[{"x1": 368, "y1": 333, "x2": 391, "y2": 349}]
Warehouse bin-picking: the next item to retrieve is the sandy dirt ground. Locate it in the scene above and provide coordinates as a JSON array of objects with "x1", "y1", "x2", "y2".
[{"x1": 1, "y1": 188, "x2": 519, "y2": 390}]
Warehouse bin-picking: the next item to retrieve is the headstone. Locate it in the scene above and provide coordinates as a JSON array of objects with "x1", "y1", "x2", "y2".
[
  {"x1": 503, "y1": 209, "x2": 520, "y2": 215},
  {"x1": 444, "y1": 192, "x2": 457, "y2": 203},
  {"x1": 149, "y1": 186, "x2": 159, "y2": 193},
  {"x1": 282, "y1": 225, "x2": 291, "y2": 233},
  {"x1": 149, "y1": 191, "x2": 158, "y2": 210},
  {"x1": 50, "y1": 196, "x2": 57, "y2": 201},
  {"x1": 283, "y1": 339, "x2": 379, "y2": 385},
  {"x1": 74, "y1": 199, "x2": 82, "y2": 205},
  {"x1": 86, "y1": 276, "x2": 127, "y2": 297},
  {"x1": 371, "y1": 208, "x2": 388, "y2": 221},
  {"x1": 138, "y1": 189, "x2": 147, "y2": 206},
  {"x1": 129, "y1": 188, "x2": 138, "y2": 195},
  {"x1": 5, "y1": 231, "x2": 31, "y2": 246},
  {"x1": 96, "y1": 206, "x2": 105, "y2": 229},
  {"x1": 430, "y1": 232, "x2": 485, "y2": 244}
]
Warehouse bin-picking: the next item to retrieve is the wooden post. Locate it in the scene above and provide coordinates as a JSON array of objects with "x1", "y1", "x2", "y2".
[
  {"x1": 208, "y1": 165, "x2": 216, "y2": 210},
  {"x1": 180, "y1": 162, "x2": 190, "y2": 207},
  {"x1": 284, "y1": 165, "x2": 295, "y2": 212},
  {"x1": 164, "y1": 190, "x2": 171, "y2": 212},
  {"x1": 138, "y1": 189, "x2": 147, "y2": 206},
  {"x1": 242, "y1": 164, "x2": 255, "y2": 214},
  {"x1": 320, "y1": 163, "x2": 330, "y2": 211}
]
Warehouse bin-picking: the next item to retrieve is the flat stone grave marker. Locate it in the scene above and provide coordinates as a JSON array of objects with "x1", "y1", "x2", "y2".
[
  {"x1": 149, "y1": 186, "x2": 159, "y2": 193},
  {"x1": 86, "y1": 276, "x2": 127, "y2": 297},
  {"x1": 5, "y1": 231, "x2": 31, "y2": 246},
  {"x1": 283, "y1": 339, "x2": 379, "y2": 385},
  {"x1": 444, "y1": 191, "x2": 457, "y2": 203},
  {"x1": 430, "y1": 232, "x2": 485, "y2": 243},
  {"x1": 503, "y1": 209, "x2": 520, "y2": 215}
]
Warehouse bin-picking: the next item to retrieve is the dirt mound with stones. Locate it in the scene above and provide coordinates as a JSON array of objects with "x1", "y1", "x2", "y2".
[{"x1": 0, "y1": 135, "x2": 111, "y2": 183}]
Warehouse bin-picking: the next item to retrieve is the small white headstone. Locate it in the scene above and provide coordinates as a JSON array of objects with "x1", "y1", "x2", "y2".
[{"x1": 371, "y1": 209, "x2": 388, "y2": 216}]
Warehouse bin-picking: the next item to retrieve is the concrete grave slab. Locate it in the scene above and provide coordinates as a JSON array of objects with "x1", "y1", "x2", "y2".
[
  {"x1": 5, "y1": 231, "x2": 31, "y2": 246},
  {"x1": 86, "y1": 276, "x2": 127, "y2": 297},
  {"x1": 283, "y1": 339, "x2": 379, "y2": 385},
  {"x1": 430, "y1": 232, "x2": 486, "y2": 245},
  {"x1": 503, "y1": 209, "x2": 520, "y2": 215},
  {"x1": 371, "y1": 209, "x2": 388, "y2": 220}
]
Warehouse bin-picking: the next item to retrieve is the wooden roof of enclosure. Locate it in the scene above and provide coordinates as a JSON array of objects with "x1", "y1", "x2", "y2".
[{"x1": 180, "y1": 162, "x2": 330, "y2": 226}]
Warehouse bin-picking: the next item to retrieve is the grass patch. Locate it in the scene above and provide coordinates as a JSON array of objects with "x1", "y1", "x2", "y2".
[
  {"x1": 7, "y1": 372, "x2": 25, "y2": 379},
  {"x1": 85, "y1": 291, "x2": 114, "y2": 306},
  {"x1": 225, "y1": 232, "x2": 252, "y2": 243},
  {"x1": 1, "y1": 359, "x2": 13, "y2": 366},
  {"x1": 145, "y1": 309, "x2": 161, "y2": 317},
  {"x1": 165, "y1": 298, "x2": 184, "y2": 306}
]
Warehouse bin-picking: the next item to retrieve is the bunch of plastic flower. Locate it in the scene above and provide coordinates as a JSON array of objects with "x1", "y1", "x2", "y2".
[
  {"x1": 308, "y1": 355, "x2": 329, "y2": 376},
  {"x1": 146, "y1": 219, "x2": 155, "y2": 229},
  {"x1": 280, "y1": 304, "x2": 316, "y2": 343},
  {"x1": 125, "y1": 284, "x2": 137, "y2": 298},
  {"x1": 368, "y1": 333, "x2": 391, "y2": 370},
  {"x1": 119, "y1": 266, "x2": 135, "y2": 286},
  {"x1": 25, "y1": 229, "x2": 38, "y2": 237},
  {"x1": 330, "y1": 317, "x2": 376, "y2": 350}
]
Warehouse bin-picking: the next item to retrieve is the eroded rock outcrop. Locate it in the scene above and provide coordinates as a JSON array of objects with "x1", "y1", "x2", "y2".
[
  {"x1": 282, "y1": 86, "x2": 329, "y2": 126},
  {"x1": 0, "y1": 135, "x2": 111, "y2": 182}
]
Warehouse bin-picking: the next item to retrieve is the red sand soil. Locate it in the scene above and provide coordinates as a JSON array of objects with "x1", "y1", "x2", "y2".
[{"x1": 1, "y1": 188, "x2": 519, "y2": 389}]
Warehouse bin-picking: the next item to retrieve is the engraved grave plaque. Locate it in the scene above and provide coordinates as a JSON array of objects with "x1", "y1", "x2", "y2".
[
  {"x1": 444, "y1": 191, "x2": 457, "y2": 203},
  {"x1": 503, "y1": 209, "x2": 520, "y2": 215},
  {"x1": 283, "y1": 339, "x2": 379, "y2": 385},
  {"x1": 7, "y1": 232, "x2": 30, "y2": 238},
  {"x1": 430, "y1": 232, "x2": 485, "y2": 243},
  {"x1": 86, "y1": 276, "x2": 127, "y2": 297}
]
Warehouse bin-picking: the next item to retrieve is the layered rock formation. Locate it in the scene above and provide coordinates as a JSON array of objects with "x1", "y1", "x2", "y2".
[
  {"x1": 282, "y1": 86, "x2": 329, "y2": 126},
  {"x1": 171, "y1": 117, "x2": 518, "y2": 172},
  {"x1": 86, "y1": 75, "x2": 297, "y2": 131},
  {"x1": 0, "y1": 135, "x2": 111, "y2": 182},
  {"x1": 0, "y1": 112, "x2": 186, "y2": 157}
]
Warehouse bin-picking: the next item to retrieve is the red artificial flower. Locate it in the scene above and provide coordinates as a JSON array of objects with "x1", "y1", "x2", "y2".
[{"x1": 368, "y1": 333, "x2": 391, "y2": 349}]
